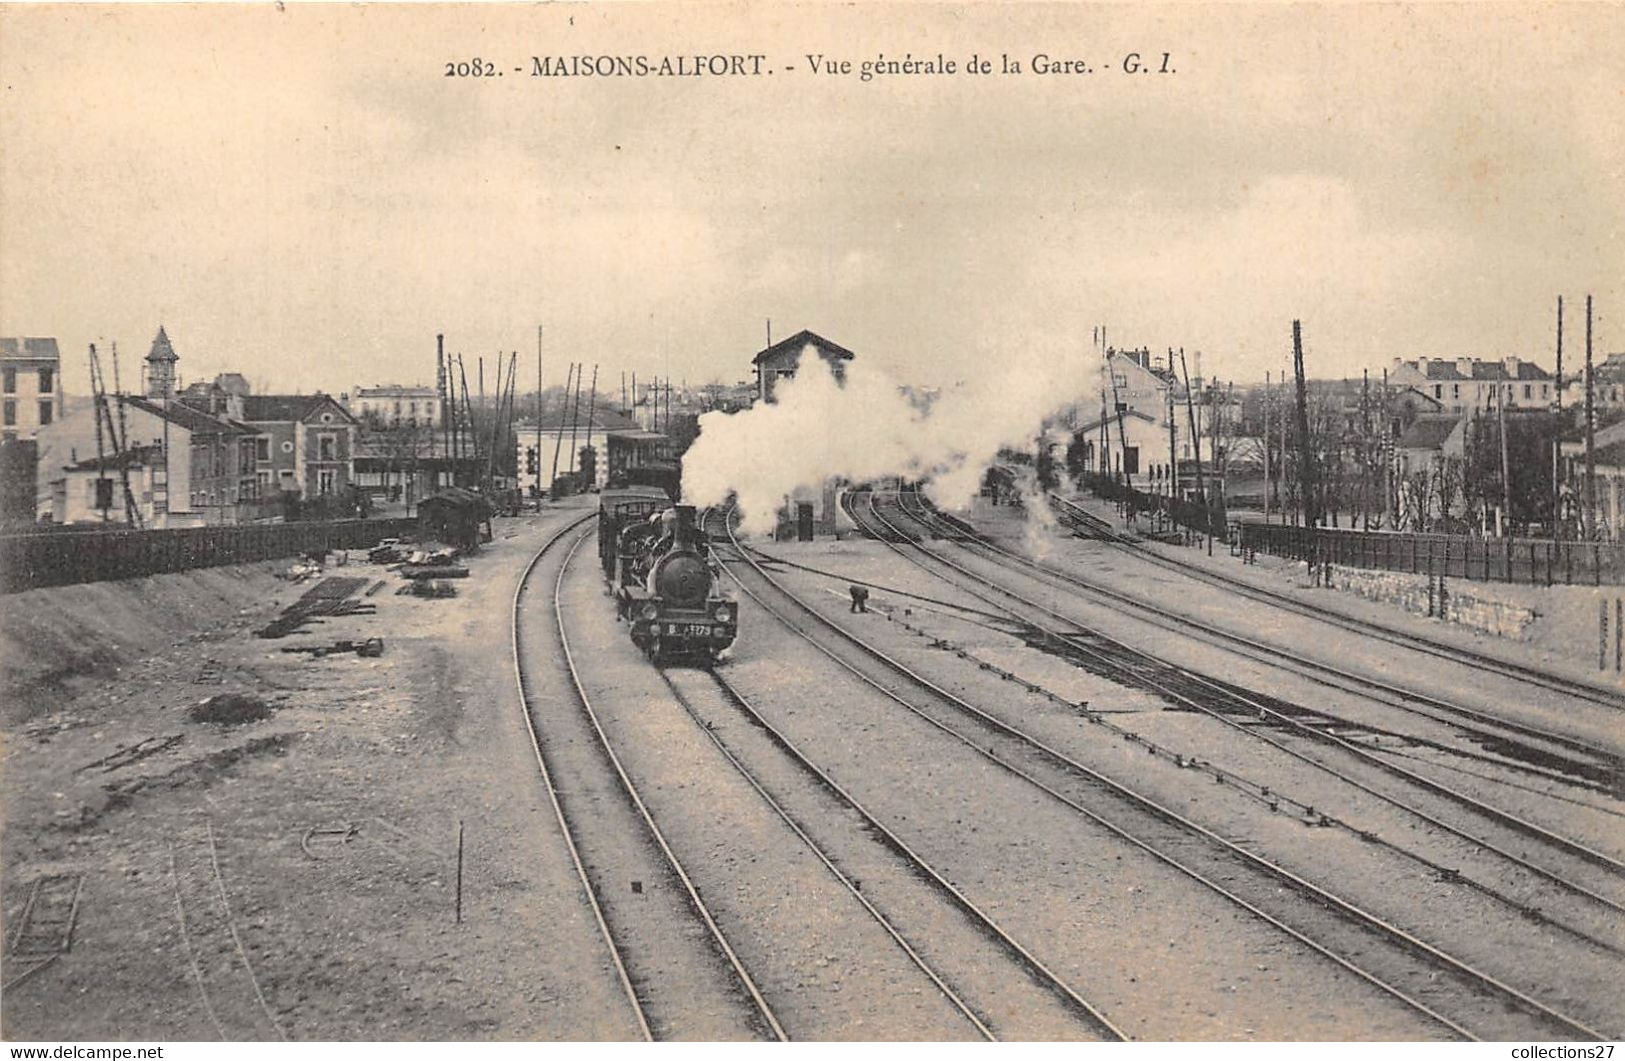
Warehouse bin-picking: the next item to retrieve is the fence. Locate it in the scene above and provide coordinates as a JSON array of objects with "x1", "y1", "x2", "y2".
[
  {"x1": 0, "y1": 517, "x2": 420, "y2": 594},
  {"x1": 1238, "y1": 522, "x2": 1625, "y2": 587}
]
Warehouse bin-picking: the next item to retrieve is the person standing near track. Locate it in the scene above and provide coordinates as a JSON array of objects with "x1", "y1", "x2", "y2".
[{"x1": 848, "y1": 584, "x2": 869, "y2": 613}]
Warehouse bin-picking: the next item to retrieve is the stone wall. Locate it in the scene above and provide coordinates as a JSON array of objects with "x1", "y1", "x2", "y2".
[{"x1": 1321, "y1": 563, "x2": 1537, "y2": 639}]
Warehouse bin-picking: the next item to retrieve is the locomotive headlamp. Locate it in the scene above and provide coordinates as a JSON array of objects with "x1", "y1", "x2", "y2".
[
  {"x1": 640, "y1": 603, "x2": 660, "y2": 621},
  {"x1": 713, "y1": 604, "x2": 733, "y2": 623}
]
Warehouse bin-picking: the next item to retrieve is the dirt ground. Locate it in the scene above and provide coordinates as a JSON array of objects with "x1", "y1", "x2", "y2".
[{"x1": 1, "y1": 500, "x2": 629, "y2": 1041}]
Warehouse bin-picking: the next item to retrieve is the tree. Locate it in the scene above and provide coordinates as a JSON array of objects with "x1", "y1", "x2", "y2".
[{"x1": 1462, "y1": 409, "x2": 1560, "y2": 535}]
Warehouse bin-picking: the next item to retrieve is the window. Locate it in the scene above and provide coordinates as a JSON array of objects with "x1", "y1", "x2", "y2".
[
  {"x1": 1123, "y1": 446, "x2": 1140, "y2": 475},
  {"x1": 318, "y1": 433, "x2": 336, "y2": 461},
  {"x1": 38, "y1": 367, "x2": 53, "y2": 393},
  {"x1": 2, "y1": 400, "x2": 14, "y2": 426},
  {"x1": 1523, "y1": 384, "x2": 1532, "y2": 400},
  {"x1": 38, "y1": 401, "x2": 52, "y2": 425},
  {"x1": 318, "y1": 468, "x2": 335, "y2": 495},
  {"x1": 256, "y1": 437, "x2": 270, "y2": 461},
  {"x1": 2, "y1": 368, "x2": 14, "y2": 393},
  {"x1": 1434, "y1": 384, "x2": 1443, "y2": 399},
  {"x1": 1452, "y1": 384, "x2": 1460, "y2": 399}
]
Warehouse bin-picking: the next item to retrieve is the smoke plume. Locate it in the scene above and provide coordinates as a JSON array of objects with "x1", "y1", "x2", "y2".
[{"x1": 682, "y1": 343, "x2": 1093, "y2": 535}]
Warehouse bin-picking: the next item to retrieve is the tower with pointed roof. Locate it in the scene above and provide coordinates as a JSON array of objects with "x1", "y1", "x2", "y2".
[{"x1": 146, "y1": 326, "x2": 178, "y2": 398}]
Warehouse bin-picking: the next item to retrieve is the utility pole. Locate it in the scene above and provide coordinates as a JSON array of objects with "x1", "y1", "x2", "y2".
[
  {"x1": 446, "y1": 359, "x2": 457, "y2": 485},
  {"x1": 1103, "y1": 346, "x2": 1134, "y2": 493},
  {"x1": 1178, "y1": 348, "x2": 1206, "y2": 511},
  {"x1": 1361, "y1": 369, "x2": 1372, "y2": 531},
  {"x1": 1585, "y1": 294, "x2": 1596, "y2": 541},
  {"x1": 1292, "y1": 320, "x2": 1317, "y2": 529},
  {"x1": 1282, "y1": 361, "x2": 1291, "y2": 525},
  {"x1": 1167, "y1": 352, "x2": 1178, "y2": 500},
  {"x1": 1554, "y1": 296, "x2": 1564, "y2": 537},
  {"x1": 1263, "y1": 371, "x2": 1272, "y2": 523},
  {"x1": 89, "y1": 344, "x2": 108, "y2": 522},
  {"x1": 549, "y1": 362, "x2": 573, "y2": 490},
  {"x1": 546, "y1": 324, "x2": 552, "y2": 503},
  {"x1": 109, "y1": 343, "x2": 141, "y2": 526},
  {"x1": 1381, "y1": 367, "x2": 1391, "y2": 528},
  {"x1": 536, "y1": 327, "x2": 543, "y2": 505},
  {"x1": 566, "y1": 359, "x2": 584, "y2": 477},
  {"x1": 437, "y1": 334, "x2": 449, "y2": 491},
  {"x1": 458, "y1": 356, "x2": 478, "y2": 486},
  {"x1": 583, "y1": 364, "x2": 600, "y2": 489},
  {"x1": 1498, "y1": 382, "x2": 1512, "y2": 537}
]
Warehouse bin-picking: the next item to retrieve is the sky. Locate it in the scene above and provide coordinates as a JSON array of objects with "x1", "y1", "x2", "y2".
[{"x1": 2, "y1": 3, "x2": 1622, "y2": 402}]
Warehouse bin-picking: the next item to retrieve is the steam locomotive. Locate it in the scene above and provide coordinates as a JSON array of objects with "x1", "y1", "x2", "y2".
[{"x1": 598, "y1": 487, "x2": 738, "y2": 662}]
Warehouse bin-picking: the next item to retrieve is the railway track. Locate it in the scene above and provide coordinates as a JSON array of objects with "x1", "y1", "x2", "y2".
[
  {"x1": 865, "y1": 490, "x2": 1625, "y2": 917},
  {"x1": 1045, "y1": 487, "x2": 1625, "y2": 712},
  {"x1": 169, "y1": 821, "x2": 288, "y2": 1041},
  {"x1": 657, "y1": 664, "x2": 1130, "y2": 1041},
  {"x1": 921, "y1": 490, "x2": 1624, "y2": 786},
  {"x1": 512, "y1": 512, "x2": 783, "y2": 1041},
  {"x1": 739, "y1": 495, "x2": 1614, "y2": 1039}
]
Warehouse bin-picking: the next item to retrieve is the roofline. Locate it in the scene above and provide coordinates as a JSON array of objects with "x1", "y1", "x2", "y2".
[{"x1": 751, "y1": 329, "x2": 857, "y2": 365}]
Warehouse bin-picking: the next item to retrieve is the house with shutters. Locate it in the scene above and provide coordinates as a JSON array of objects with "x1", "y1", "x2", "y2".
[
  {"x1": 36, "y1": 393, "x2": 256, "y2": 526},
  {"x1": 236, "y1": 394, "x2": 359, "y2": 500},
  {"x1": 1061, "y1": 348, "x2": 1195, "y2": 496}
]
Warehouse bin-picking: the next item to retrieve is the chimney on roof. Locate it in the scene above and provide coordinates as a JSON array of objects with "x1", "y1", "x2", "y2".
[
  {"x1": 1416, "y1": 356, "x2": 1429, "y2": 374},
  {"x1": 1456, "y1": 357, "x2": 1473, "y2": 377},
  {"x1": 1504, "y1": 356, "x2": 1521, "y2": 377}
]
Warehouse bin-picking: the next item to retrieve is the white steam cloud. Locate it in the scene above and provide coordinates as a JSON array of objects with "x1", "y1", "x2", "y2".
[{"x1": 683, "y1": 342, "x2": 1092, "y2": 535}]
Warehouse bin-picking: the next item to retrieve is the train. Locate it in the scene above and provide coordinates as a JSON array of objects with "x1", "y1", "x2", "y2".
[{"x1": 597, "y1": 485, "x2": 738, "y2": 662}]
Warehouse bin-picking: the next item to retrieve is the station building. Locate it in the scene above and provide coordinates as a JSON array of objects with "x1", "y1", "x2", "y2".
[
  {"x1": 513, "y1": 405, "x2": 670, "y2": 496},
  {"x1": 749, "y1": 328, "x2": 855, "y2": 538}
]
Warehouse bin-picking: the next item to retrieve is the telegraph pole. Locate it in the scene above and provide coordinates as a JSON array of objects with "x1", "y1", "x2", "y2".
[
  {"x1": 546, "y1": 324, "x2": 552, "y2": 503},
  {"x1": 1585, "y1": 295, "x2": 1596, "y2": 540},
  {"x1": 1554, "y1": 296, "x2": 1564, "y2": 537},
  {"x1": 566, "y1": 360, "x2": 584, "y2": 477},
  {"x1": 583, "y1": 364, "x2": 600, "y2": 488},
  {"x1": 1103, "y1": 346, "x2": 1134, "y2": 493},
  {"x1": 1178, "y1": 348, "x2": 1205, "y2": 510},
  {"x1": 1292, "y1": 320, "x2": 1317, "y2": 529},
  {"x1": 1262, "y1": 371, "x2": 1271, "y2": 523},
  {"x1": 1167, "y1": 351, "x2": 1178, "y2": 500},
  {"x1": 549, "y1": 362, "x2": 573, "y2": 490},
  {"x1": 437, "y1": 334, "x2": 449, "y2": 490}
]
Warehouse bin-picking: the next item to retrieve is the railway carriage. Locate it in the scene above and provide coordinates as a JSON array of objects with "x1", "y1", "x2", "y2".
[{"x1": 598, "y1": 487, "x2": 738, "y2": 662}]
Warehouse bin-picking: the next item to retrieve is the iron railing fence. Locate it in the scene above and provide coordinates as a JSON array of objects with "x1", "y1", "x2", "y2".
[{"x1": 1238, "y1": 521, "x2": 1625, "y2": 587}]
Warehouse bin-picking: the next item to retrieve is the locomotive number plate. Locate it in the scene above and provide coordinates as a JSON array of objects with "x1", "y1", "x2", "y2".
[{"x1": 666, "y1": 623, "x2": 713, "y2": 637}]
